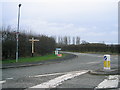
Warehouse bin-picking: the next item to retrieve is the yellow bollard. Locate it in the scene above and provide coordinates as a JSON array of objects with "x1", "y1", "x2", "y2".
[{"x1": 104, "y1": 55, "x2": 110, "y2": 70}]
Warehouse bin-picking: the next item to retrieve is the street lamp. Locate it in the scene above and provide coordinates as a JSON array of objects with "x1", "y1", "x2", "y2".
[{"x1": 16, "y1": 4, "x2": 22, "y2": 62}]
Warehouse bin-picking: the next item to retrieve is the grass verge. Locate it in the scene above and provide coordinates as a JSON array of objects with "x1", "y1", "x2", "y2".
[{"x1": 2, "y1": 54, "x2": 66, "y2": 64}]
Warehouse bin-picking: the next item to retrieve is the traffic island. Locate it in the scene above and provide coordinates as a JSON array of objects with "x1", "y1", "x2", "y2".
[
  {"x1": 90, "y1": 54, "x2": 118, "y2": 75},
  {"x1": 89, "y1": 68, "x2": 118, "y2": 75}
]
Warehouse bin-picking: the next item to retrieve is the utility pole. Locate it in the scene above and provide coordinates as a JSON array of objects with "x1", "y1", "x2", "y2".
[{"x1": 16, "y1": 4, "x2": 21, "y2": 62}]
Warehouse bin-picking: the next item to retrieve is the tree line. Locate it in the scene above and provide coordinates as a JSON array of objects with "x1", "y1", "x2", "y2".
[
  {"x1": 2, "y1": 27, "x2": 56, "y2": 60},
  {"x1": 54, "y1": 36, "x2": 81, "y2": 46},
  {"x1": 2, "y1": 26, "x2": 120, "y2": 60},
  {"x1": 53, "y1": 36, "x2": 119, "y2": 54},
  {"x1": 61, "y1": 43, "x2": 120, "y2": 54}
]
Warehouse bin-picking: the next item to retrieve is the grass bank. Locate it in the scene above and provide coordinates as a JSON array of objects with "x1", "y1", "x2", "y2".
[{"x1": 3, "y1": 54, "x2": 66, "y2": 64}]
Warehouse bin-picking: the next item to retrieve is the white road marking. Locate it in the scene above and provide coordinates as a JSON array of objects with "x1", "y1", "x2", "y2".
[
  {"x1": 30, "y1": 70, "x2": 89, "y2": 78},
  {"x1": 97, "y1": 56, "x2": 103, "y2": 57},
  {"x1": 86, "y1": 61, "x2": 100, "y2": 64},
  {"x1": 0, "y1": 80, "x2": 6, "y2": 84},
  {"x1": 6, "y1": 77, "x2": 13, "y2": 80},
  {"x1": 114, "y1": 58, "x2": 118, "y2": 60},
  {"x1": 30, "y1": 70, "x2": 89, "y2": 88},
  {"x1": 29, "y1": 72, "x2": 65, "y2": 78},
  {"x1": 96, "y1": 75, "x2": 119, "y2": 89}
]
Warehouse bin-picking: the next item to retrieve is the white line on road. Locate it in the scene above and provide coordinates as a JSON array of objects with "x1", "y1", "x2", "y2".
[
  {"x1": 29, "y1": 70, "x2": 89, "y2": 78},
  {"x1": 29, "y1": 72, "x2": 65, "y2": 78},
  {"x1": 96, "y1": 75, "x2": 119, "y2": 89},
  {"x1": 6, "y1": 77, "x2": 13, "y2": 80},
  {"x1": 0, "y1": 80, "x2": 6, "y2": 84},
  {"x1": 86, "y1": 61, "x2": 101, "y2": 64},
  {"x1": 30, "y1": 70, "x2": 89, "y2": 88},
  {"x1": 97, "y1": 56, "x2": 103, "y2": 57}
]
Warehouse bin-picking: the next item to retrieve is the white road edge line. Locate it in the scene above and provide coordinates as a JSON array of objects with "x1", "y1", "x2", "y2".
[
  {"x1": 86, "y1": 61, "x2": 100, "y2": 64},
  {"x1": 0, "y1": 80, "x2": 6, "y2": 84},
  {"x1": 6, "y1": 77, "x2": 13, "y2": 80},
  {"x1": 29, "y1": 70, "x2": 89, "y2": 78},
  {"x1": 30, "y1": 70, "x2": 89, "y2": 88},
  {"x1": 29, "y1": 72, "x2": 65, "y2": 78},
  {"x1": 95, "y1": 75, "x2": 119, "y2": 89}
]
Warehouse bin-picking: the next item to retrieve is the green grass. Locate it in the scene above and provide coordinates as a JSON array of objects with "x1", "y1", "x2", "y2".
[{"x1": 3, "y1": 54, "x2": 66, "y2": 64}]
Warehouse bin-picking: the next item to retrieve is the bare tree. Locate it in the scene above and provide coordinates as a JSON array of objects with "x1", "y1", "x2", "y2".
[
  {"x1": 76, "y1": 36, "x2": 80, "y2": 45},
  {"x1": 72, "y1": 37, "x2": 75, "y2": 45},
  {"x1": 63, "y1": 36, "x2": 68, "y2": 45},
  {"x1": 68, "y1": 36, "x2": 71, "y2": 45}
]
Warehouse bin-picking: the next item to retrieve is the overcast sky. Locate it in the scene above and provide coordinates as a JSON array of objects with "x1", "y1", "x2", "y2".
[{"x1": 2, "y1": 0, "x2": 118, "y2": 44}]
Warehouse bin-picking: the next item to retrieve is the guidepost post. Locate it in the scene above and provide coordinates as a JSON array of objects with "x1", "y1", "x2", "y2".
[{"x1": 29, "y1": 37, "x2": 39, "y2": 57}]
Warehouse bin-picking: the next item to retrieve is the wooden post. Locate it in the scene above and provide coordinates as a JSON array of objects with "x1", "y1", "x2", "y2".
[{"x1": 29, "y1": 37, "x2": 39, "y2": 57}]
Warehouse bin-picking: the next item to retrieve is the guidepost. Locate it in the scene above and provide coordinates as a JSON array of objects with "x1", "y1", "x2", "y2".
[{"x1": 29, "y1": 37, "x2": 39, "y2": 57}]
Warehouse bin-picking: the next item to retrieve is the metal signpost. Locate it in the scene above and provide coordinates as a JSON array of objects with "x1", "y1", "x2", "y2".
[
  {"x1": 29, "y1": 37, "x2": 39, "y2": 57},
  {"x1": 16, "y1": 4, "x2": 22, "y2": 62}
]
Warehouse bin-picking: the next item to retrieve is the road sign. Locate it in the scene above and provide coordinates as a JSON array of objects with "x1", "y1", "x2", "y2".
[
  {"x1": 104, "y1": 55, "x2": 110, "y2": 70},
  {"x1": 55, "y1": 48, "x2": 62, "y2": 57},
  {"x1": 55, "y1": 50, "x2": 58, "y2": 55},
  {"x1": 56, "y1": 48, "x2": 61, "y2": 51}
]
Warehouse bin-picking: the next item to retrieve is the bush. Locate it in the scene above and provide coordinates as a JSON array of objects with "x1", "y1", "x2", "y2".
[{"x1": 2, "y1": 27, "x2": 56, "y2": 60}]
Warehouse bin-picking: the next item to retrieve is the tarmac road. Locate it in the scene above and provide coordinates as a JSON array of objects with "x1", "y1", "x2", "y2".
[{"x1": 1, "y1": 52, "x2": 119, "y2": 89}]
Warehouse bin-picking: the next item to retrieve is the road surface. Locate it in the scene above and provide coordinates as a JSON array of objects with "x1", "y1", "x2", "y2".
[{"x1": 1, "y1": 52, "x2": 119, "y2": 89}]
